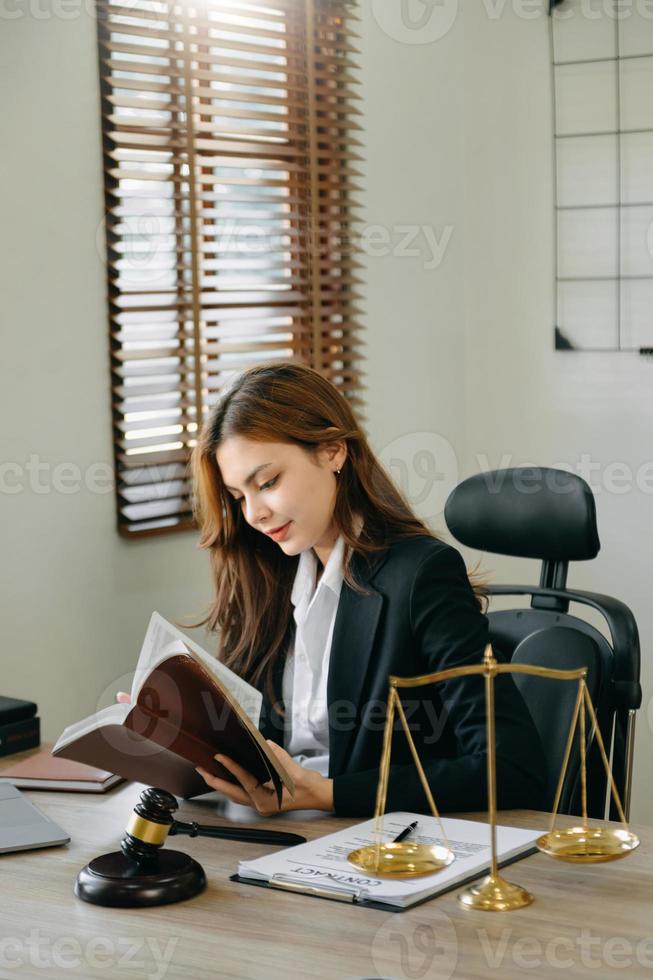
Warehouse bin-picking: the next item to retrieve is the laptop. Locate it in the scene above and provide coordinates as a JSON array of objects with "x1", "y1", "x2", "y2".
[{"x1": 0, "y1": 782, "x2": 70, "y2": 853}]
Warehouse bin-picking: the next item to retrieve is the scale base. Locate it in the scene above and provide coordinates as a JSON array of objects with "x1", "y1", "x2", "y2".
[
  {"x1": 75, "y1": 849, "x2": 207, "y2": 908},
  {"x1": 458, "y1": 874, "x2": 533, "y2": 912}
]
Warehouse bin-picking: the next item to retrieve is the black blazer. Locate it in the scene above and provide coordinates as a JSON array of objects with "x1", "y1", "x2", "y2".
[{"x1": 259, "y1": 535, "x2": 547, "y2": 817}]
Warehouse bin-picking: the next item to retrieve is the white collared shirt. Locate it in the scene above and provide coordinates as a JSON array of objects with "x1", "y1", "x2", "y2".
[{"x1": 281, "y1": 534, "x2": 346, "y2": 778}]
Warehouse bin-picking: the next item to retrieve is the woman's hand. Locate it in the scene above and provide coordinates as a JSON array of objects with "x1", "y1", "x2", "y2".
[{"x1": 195, "y1": 741, "x2": 334, "y2": 816}]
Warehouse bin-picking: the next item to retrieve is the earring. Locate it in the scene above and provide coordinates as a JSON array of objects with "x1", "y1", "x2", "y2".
[{"x1": 335, "y1": 468, "x2": 341, "y2": 476}]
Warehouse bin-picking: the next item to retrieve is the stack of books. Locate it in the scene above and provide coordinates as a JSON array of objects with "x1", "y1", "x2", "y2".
[{"x1": 0, "y1": 696, "x2": 39, "y2": 758}]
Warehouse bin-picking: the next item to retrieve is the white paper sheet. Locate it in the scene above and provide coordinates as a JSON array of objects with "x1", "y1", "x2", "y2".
[{"x1": 238, "y1": 812, "x2": 544, "y2": 908}]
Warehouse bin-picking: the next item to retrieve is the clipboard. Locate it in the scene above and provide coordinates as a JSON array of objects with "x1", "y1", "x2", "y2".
[{"x1": 230, "y1": 846, "x2": 538, "y2": 913}]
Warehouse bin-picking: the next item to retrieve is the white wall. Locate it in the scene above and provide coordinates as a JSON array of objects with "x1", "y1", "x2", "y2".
[
  {"x1": 0, "y1": 7, "x2": 212, "y2": 741},
  {"x1": 360, "y1": 3, "x2": 468, "y2": 460},
  {"x1": 459, "y1": 0, "x2": 653, "y2": 822},
  {"x1": 2, "y1": 0, "x2": 651, "y2": 821}
]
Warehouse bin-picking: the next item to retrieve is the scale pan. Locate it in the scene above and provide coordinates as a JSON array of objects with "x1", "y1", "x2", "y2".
[
  {"x1": 536, "y1": 826, "x2": 640, "y2": 863},
  {"x1": 347, "y1": 842, "x2": 455, "y2": 878}
]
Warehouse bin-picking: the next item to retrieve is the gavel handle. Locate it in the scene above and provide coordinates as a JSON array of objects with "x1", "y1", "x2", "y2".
[{"x1": 169, "y1": 820, "x2": 306, "y2": 847}]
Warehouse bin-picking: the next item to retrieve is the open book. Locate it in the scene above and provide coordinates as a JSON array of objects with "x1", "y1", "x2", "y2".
[
  {"x1": 235, "y1": 813, "x2": 543, "y2": 911},
  {"x1": 52, "y1": 612, "x2": 294, "y2": 803}
]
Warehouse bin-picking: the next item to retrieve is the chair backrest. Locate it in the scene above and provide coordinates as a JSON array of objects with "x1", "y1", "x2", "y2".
[{"x1": 445, "y1": 467, "x2": 641, "y2": 819}]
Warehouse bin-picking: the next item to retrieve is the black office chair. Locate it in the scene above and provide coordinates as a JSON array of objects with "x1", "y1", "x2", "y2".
[{"x1": 444, "y1": 467, "x2": 641, "y2": 820}]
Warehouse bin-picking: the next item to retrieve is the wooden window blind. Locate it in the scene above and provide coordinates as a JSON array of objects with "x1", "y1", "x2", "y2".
[{"x1": 96, "y1": 0, "x2": 363, "y2": 537}]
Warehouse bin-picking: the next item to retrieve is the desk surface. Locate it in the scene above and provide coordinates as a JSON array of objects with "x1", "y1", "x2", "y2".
[{"x1": 1, "y1": 773, "x2": 652, "y2": 980}]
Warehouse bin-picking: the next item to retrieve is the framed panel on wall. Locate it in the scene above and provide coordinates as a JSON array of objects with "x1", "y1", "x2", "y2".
[{"x1": 551, "y1": 0, "x2": 653, "y2": 351}]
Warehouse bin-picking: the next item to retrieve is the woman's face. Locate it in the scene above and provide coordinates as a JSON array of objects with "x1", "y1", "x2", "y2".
[{"x1": 216, "y1": 436, "x2": 345, "y2": 557}]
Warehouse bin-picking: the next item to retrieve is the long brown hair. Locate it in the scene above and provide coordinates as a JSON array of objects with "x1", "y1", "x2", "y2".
[{"x1": 191, "y1": 362, "x2": 483, "y2": 692}]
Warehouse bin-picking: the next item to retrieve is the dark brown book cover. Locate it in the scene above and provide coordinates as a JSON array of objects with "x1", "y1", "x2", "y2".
[{"x1": 53, "y1": 654, "x2": 293, "y2": 803}]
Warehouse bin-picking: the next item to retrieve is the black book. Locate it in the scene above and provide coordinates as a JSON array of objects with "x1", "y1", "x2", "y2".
[
  {"x1": 0, "y1": 696, "x2": 37, "y2": 726},
  {"x1": 0, "y1": 716, "x2": 40, "y2": 758}
]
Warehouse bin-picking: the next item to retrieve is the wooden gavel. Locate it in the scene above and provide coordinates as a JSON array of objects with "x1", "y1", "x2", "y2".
[{"x1": 75, "y1": 787, "x2": 305, "y2": 908}]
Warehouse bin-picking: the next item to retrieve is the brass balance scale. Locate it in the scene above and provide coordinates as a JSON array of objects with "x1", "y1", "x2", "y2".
[{"x1": 347, "y1": 645, "x2": 639, "y2": 912}]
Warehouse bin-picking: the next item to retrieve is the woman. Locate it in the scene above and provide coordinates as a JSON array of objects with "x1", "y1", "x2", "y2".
[{"x1": 190, "y1": 362, "x2": 546, "y2": 817}]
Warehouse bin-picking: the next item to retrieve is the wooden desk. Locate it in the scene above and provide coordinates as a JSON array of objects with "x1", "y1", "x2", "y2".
[{"x1": 0, "y1": 777, "x2": 652, "y2": 979}]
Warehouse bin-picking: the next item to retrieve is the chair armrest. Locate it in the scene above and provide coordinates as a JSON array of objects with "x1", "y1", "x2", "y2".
[{"x1": 488, "y1": 585, "x2": 641, "y2": 709}]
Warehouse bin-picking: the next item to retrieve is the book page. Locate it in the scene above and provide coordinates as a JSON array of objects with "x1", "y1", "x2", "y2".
[
  {"x1": 238, "y1": 813, "x2": 544, "y2": 906},
  {"x1": 53, "y1": 703, "x2": 130, "y2": 750},
  {"x1": 131, "y1": 612, "x2": 262, "y2": 728}
]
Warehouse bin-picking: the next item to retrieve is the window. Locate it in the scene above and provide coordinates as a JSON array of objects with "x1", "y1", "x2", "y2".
[
  {"x1": 551, "y1": 0, "x2": 653, "y2": 351},
  {"x1": 96, "y1": 0, "x2": 362, "y2": 536}
]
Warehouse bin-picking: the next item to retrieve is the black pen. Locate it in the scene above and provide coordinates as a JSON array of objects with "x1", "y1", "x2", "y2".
[{"x1": 393, "y1": 820, "x2": 418, "y2": 843}]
